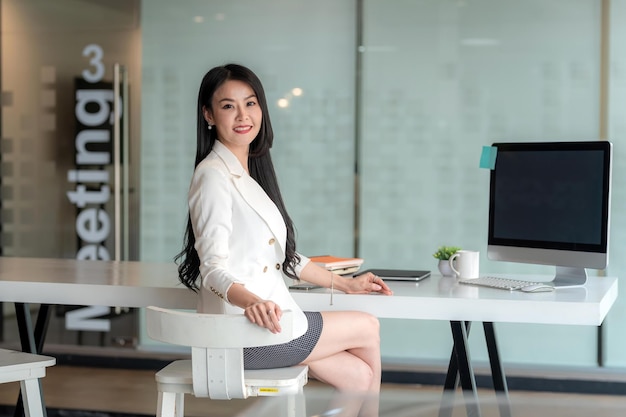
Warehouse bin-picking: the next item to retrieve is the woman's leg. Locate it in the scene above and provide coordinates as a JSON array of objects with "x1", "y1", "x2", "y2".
[
  {"x1": 302, "y1": 311, "x2": 382, "y2": 409},
  {"x1": 301, "y1": 311, "x2": 382, "y2": 416}
]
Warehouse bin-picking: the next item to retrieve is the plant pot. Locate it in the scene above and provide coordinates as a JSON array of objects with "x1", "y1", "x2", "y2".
[{"x1": 438, "y1": 259, "x2": 455, "y2": 277}]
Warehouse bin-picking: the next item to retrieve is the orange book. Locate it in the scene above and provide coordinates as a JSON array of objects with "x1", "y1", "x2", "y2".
[{"x1": 310, "y1": 255, "x2": 364, "y2": 272}]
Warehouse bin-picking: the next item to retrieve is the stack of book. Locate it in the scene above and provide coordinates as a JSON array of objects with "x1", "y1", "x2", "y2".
[{"x1": 310, "y1": 255, "x2": 364, "y2": 276}]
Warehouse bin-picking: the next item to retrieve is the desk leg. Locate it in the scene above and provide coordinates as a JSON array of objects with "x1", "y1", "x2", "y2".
[
  {"x1": 15, "y1": 303, "x2": 51, "y2": 354},
  {"x1": 440, "y1": 321, "x2": 471, "y2": 417},
  {"x1": 439, "y1": 321, "x2": 481, "y2": 417},
  {"x1": 15, "y1": 303, "x2": 37, "y2": 353},
  {"x1": 1, "y1": 302, "x2": 4, "y2": 342},
  {"x1": 483, "y1": 322, "x2": 510, "y2": 417},
  {"x1": 443, "y1": 321, "x2": 471, "y2": 391},
  {"x1": 13, "y1": 303, "x2": 52, "y2": 417}
]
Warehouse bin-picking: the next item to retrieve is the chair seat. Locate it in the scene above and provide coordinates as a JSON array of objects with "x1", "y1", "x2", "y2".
[
  {"x1": 0, "y1": 349, "x2": 56, "y2": 384},
  {"x1": 0, "y1": 348, "x2": 56, "y2": 417},
  {"x1": 156, "y1": 359, "x2": 308, "y2": 397}
]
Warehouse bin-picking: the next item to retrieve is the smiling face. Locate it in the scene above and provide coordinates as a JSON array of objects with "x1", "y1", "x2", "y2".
[{"x1": 204, "y1": 79, "x2": 262, "y2": 161}]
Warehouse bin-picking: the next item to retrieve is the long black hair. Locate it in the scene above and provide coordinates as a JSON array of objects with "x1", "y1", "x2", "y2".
[{"x1": 175, "y1": 63, "x2": 300, "y2": 291}]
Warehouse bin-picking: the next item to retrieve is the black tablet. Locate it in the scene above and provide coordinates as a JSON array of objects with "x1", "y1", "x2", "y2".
[{"x1": 358, "y1": 269, "x2": 431, "y2": 282}]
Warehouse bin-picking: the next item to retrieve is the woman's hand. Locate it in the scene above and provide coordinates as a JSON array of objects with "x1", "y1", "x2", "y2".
[
  {"x1": 346, "y1": 271, "x2": 394, "y2": 295},
  {"x1": 243, "y1": 300, "x2": 283, "y2": 333}
]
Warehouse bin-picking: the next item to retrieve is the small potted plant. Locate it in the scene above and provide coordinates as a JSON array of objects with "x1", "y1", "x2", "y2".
[{"x1": 433, "y1": 245, "x2": 462, "y2": 277}]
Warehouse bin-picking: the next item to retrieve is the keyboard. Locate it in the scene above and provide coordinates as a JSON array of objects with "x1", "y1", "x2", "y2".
[{"x1": 458, "y1": 276, "x2": 544, "y2": 291}]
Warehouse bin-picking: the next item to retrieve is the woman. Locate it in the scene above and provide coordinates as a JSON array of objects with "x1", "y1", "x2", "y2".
[{"x1": 176, "y1": 63, "x2": 392, "y2": 414}]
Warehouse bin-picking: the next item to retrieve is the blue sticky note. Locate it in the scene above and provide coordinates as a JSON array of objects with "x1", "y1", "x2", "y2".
[{"x1": 479, "y1": 146, "x2": 497, "y2": 169}]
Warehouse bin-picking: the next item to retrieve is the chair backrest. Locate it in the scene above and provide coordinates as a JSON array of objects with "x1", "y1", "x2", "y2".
[{"x1": 146, "y1": 306, "x2": 295, "y2": 399}]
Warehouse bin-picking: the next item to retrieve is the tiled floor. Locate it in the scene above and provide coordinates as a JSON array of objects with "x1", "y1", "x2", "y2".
[
  {"x1": 0, "y1": 365, "x2": 253, "y2": 417},
  {"x1": 1, "y1": 365, "x2": 626, "y2": 417}
]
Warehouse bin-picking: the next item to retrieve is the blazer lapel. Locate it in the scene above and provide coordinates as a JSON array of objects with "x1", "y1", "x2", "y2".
[{"x1": 212, "y1": 141, "x2": 287, "y2": 255}]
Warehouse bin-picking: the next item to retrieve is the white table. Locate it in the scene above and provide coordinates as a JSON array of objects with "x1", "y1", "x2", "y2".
[
  {"x1": 292, "y1": 274, "x2": 617, "y2": 325},
  {"x1": 0, "y1": 257, "x2": 196, "y2": 310},
  {"x1": 1, "y1": 257, "x2": 614, "y2": 325},
  {"x1": 0, "y1": 257, "x2": 618, "y2": 417},
  {"x1": 0, "y1": 257, "x2": 196, "y2": 354}
]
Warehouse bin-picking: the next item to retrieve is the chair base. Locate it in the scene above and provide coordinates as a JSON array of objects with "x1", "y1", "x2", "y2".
[
  {"x1": 156, "y1": 360, "x2": 308, "y2": 397},
  {"x1": 155, "y1": 360, "x2": 308, "y2": 417}
]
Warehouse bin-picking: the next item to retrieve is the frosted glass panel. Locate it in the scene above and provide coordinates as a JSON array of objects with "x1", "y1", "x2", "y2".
[
  {"x1": 140, "y1": 0, "x2": 356, "y2": 262},
  {"x1": 604, "y1": 0, "x2": 626, "y2": 368},
  {"x1": 1, "y1": 0, "x2": 141, "y2": 259},
  {"x1": 139, "y1": 0, "x2": 626, "y2": 369},
  {"x1": 361, "y1": 0, "x2": 602, "y2": 365}
]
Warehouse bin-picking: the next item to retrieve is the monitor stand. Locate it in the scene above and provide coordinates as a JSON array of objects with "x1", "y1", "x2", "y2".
[{"x1": 551, "y1": 266, "x2": 587, "y2": 288}]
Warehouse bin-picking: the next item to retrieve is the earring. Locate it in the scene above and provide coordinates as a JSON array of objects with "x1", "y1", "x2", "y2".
[{"x1": 207, "y1": 123, "x2": 212, "y2": 130}]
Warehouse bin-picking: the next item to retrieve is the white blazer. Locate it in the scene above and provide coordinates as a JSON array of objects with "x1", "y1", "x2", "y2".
[{"x1": 188, "y1": 140, "x2": 310, "y2": 337}]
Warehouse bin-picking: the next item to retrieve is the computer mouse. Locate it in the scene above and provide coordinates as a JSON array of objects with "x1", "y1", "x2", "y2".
[{"x1": 520, "y1": 284, "x2": 555, "y2": 293}]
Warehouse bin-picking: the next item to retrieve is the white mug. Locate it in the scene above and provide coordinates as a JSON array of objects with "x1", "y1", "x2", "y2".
[{"x1": 449, "y1": 250, "x2": 480, "y2": 279}]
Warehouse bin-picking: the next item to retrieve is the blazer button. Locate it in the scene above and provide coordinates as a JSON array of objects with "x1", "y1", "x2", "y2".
[
  {"x1": 210, "y1": 287, "x2": 224, "y2": 299},
  {"x1": 268, "y1": 238, "x2": 276, "y2": 245},
  {"x1": 263, "y1": 266, "x2": 268, "y2": 273},
  {"x1": 275, "y1": 263, "x2": 281, "y2": 270}
]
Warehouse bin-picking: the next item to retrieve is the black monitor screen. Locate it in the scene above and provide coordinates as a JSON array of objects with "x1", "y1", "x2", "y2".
[{"x1": 489, "y1": 141, "x2": 611, "y2": 253}]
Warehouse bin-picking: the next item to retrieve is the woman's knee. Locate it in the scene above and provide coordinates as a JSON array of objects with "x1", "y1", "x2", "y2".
[
  {"x1": 318, "y1": 311, "x2": 381, "y2": 351},
  {"x1": 357, "y1": 312, "x2": 380, "y2": 344}
]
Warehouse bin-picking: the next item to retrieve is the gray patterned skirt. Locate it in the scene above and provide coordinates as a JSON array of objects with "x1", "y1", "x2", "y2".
[{"x1": 243, "y1": 311, "x2": 323, "y2": 369}]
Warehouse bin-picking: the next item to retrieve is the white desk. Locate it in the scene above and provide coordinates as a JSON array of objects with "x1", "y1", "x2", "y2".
[
  {"x1": 291, "y1": 274, "x2": 617, "y2": 326},
  {"x1": 0, "y1": 257, "x2": 196, "y2": 310},
  {"x1": 0, "y1": 257, "x2": 618, "y2": 417},
  {"x1": 0, "y1": 257, "x2": 615, "y2": 326}
]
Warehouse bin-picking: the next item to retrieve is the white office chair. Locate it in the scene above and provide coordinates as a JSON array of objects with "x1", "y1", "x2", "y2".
[
  {"x1": 145, "y1": 306, "x2": 308, "y2": 417},
  {"x1": 0, "y1": 348, "x2": 56, "y2": 417}
]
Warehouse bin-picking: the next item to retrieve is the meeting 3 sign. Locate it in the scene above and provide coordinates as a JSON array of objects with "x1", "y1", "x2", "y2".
[{"x1": 65, "y1": 44, "x2": 121, "y2": 333}]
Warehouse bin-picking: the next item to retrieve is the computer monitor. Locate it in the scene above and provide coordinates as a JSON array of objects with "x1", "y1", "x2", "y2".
[{"x1": 487, "y1": 141, "x2": 612, "y2": 287}]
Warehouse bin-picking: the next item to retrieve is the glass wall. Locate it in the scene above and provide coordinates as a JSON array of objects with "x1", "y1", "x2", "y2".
[
  {"x1": 605, "y1": 0, "x2": 626, "y2": 368},
  {"x1": 139, "y1": 0, "x2": 357, "y2": 262},
  {"x1": 1, "y1": 0, "x2": 141, "y2": 259},
  {"x1": 359, "y1": 0, "x2": 605, "y2": 366},
  {"x1": 1, "y1": 0, "x2": 142, "y2": 347},
  {"x1": 139, "y1": 0, "x2": 626, "y2": 368},
  {"x1": 2, "y1": 0, "x2": 626, "y2": 370}
]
